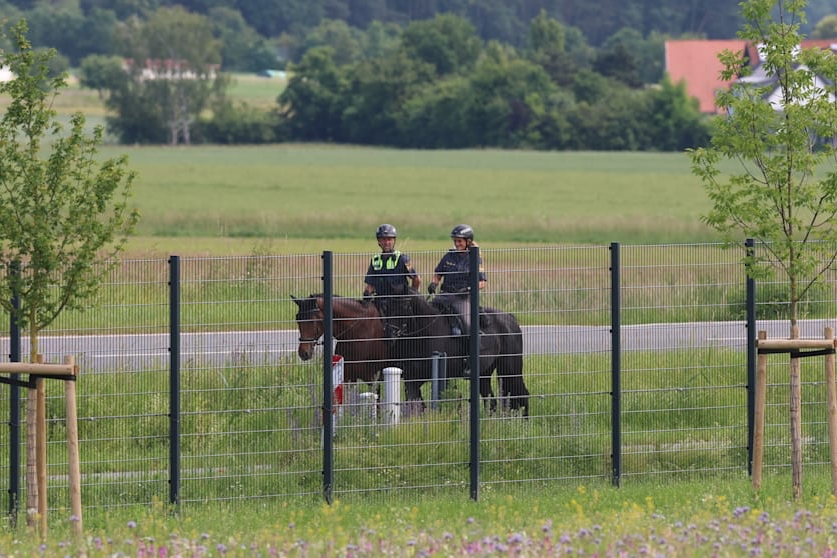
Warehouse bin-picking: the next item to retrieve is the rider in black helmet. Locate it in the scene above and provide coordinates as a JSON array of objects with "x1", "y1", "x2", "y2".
[
  {"x1": 363, "y1": 224, "x2": 421, "y2": 341},
  {"x1": 427, "y1": 224, "x2": 486, "y2": 335}
]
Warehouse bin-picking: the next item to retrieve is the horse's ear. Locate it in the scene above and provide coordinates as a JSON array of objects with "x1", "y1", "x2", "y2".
[{"x1": 290, "y1": 294, "x2": 301, "y2": 307}]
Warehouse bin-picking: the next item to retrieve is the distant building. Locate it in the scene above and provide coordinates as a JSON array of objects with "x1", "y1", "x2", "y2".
[
  {"x1": 0, "y1": 66, "x2": 14, "y2": 82},
  {"x1": 123, "y1": 59, "x2": 219, "y2": 81},
  {"x1": 665, "y1": 39, "x2": 837, "y2": 114}
]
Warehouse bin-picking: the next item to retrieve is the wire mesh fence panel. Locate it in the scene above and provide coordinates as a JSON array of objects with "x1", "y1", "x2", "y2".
[
  {"x1": 619, "y1": 244, "x2": 749, "y2": 479},
  {"x1": 5, "y1": 259, "x2": 173, "y2": 511},
  {"x1": 3, "y1": 241, "x2": 837, "y2": 510},
  {"x1": 178, "y1": 254, "x2": 324, "y2": 504},
  {"x1": 753, "y1": 240, "x2": 837, "y2": 479},
  {"x1": 327, "y1": 250, "x2": 473, "y2": 497},
  {"x1": 480, "y1": 246, "x2": 613, "y2": 487}
]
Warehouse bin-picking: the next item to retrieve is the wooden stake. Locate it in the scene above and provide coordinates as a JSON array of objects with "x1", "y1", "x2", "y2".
[
  {"x1": 825, "y1": 327, "x2": 837, "y2": 497},
  {"x1": 64, "y1": 356, "x2": 82, "y2": 535}
]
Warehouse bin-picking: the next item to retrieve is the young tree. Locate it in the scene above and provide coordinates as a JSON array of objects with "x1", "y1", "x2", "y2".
[
  {"x1": 689, "y1": 0, "x2": 837, "y2": 501},
  {"x1": 108, "y1": 6, "x2": 227, "y2": 144},
  {"x1": 689, "y1": 0, "x2": 837, "y2": 332},
  {"x1": 0, "y1": 19, "x2": 139, "y2": 358}
]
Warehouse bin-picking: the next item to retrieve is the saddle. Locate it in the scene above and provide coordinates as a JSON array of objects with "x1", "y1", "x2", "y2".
[{"x1": 430, "y1": 300, "x2": 488, "y2": 336}]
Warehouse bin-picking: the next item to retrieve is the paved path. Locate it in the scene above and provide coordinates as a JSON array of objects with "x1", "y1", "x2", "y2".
[{"x1": 0, "y1": 319, "x2": 831, "y2": 372}]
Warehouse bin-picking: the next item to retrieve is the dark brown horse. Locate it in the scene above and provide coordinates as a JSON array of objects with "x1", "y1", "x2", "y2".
[
  {"x1": 394, "y1": 292, "x2": 530, "y2": 416},
  {"x1": 292, "y1": 293, "x2": 389, "y2": 385}
]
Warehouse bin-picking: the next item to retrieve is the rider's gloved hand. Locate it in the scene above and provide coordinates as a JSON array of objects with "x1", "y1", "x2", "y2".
[{"x1": 428, "y1": 282, "x2": 438, "y2": 295}]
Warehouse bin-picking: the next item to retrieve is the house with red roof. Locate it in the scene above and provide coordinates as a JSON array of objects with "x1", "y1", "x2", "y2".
[{"x1": 665, "y1": 39, "x2": 837, "y2": 114}]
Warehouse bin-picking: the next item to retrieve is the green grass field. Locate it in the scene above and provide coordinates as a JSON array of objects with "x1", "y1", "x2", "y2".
[{"x1": 112, "y1": 145, "x2": 727, "y2": 256}]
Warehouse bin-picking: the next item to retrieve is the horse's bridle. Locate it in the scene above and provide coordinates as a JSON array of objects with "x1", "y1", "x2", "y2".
[
  {"x1": 297, "y1": 310, "x2": 325, "y2": 345},
  {"x1": 297, "y1": 299, "x2": 371, "y2": 344}
]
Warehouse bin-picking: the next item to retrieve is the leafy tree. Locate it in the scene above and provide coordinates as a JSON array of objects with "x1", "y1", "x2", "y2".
[
  {"x1": 208, "y1": 6, "x2": 274, "y2": 71},
  {"x1": 0, "y1": 19, "x2": 139, "y2": 358},
  {"x1": 642, "y1": 75, "x2": 710, "y2": 150},
  {"x1": 592, "y1": 41, "x2": 642, "y2": 88},
  {"x1": 399, "y1": 76, "x2": 477, "y2": 148},
  {"x1": 601, "y1": 27, "x2": 665, "y2": 85},
  {"x1": 525, "y1": 10, "x2": 577, "y2": 86},
  {"x1": 399, "y1": 13, "x2": 482, "y2": 76},
  {"x1": 78, "y1": 54, "x2": 126, "y2": 99},
  {"x1": 237, "y1": 0, "x2": 323, "y2": 38},
  {"x1": 811, "y1": 13, "x2": 837, "y2": 38},
  {"x1": 296, "y1": 18, "x2": 363, "y2": 66},
  {"x1": 80, "y1": 0, "x2": 160, "y2": 20},
  {"x1": 108, "y1": 6, "x2": 228, "y2": 144},
  {"x1": 340, "y1": 50, "x2": 435, "y2": 144},
  {"x1": 201, "y1": 99, "x2": 280, "y2": 144},
  {"x1": 689, "y1": 0, "x2": 837, "y2": 332},
  {"x1": 362, "y1": 20, "x2": 400, "y2": 60},
  {"x1": 278, "y1": 46, "x2": 346, "y2": 141},
  {"x1": 467, "y1": 42, "x2": 556, "y2": 147}
]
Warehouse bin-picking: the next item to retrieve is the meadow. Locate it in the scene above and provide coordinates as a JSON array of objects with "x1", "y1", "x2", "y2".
[
  {"x1": 4, "y1": 73, "x2": 837, "y2": 555},
  {"x1": 9, "y1": 475, "x2": 837, "y2": 556},
  {"x1": 115, "y1": 145, "x2": 725, "y2": 255}
]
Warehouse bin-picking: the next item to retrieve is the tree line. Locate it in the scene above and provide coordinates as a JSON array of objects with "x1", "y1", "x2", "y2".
[{"x1": 3, "y1": 0, "x2": 836, "y2": 149}]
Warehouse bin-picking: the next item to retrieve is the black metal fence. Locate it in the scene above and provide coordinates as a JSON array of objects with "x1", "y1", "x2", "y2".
[{"x1": 1, "y1": 241, "x2": 835, "y2": 516}]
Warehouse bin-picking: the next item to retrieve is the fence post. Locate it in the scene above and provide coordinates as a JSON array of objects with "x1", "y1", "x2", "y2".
[
  {"x1": 468, "y1": 246, "x2": 480, "y2": 501},
  {"x1": 322, "y1": 251, "x2": 335, "y2": 505},
  {"x1": 745, "y1": 238, "x2": 756, "y2": 476},
  {"x1": 8, "y1": 260, "x2": 20, "y2": 526},
  {"x1": 753, "y1": 330, "x2": 767, "y2": 490},
  {"x1": 169, "y1": 255, "x2": 181, "y2": 510},
  {"x1": 610, "y1": 242, "x2": 621, "y2": 487},
  {"x1": 826, "y1": 327, "x2": 837, "y2": 495}
]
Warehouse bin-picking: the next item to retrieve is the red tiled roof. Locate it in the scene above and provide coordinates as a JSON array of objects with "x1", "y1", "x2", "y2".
[
  {"x1": 665, "y1": 40, "x2": 756, "y2": 114},
  {"x1": 665, "y1": 39, "x2": 837, "y2": 114}
]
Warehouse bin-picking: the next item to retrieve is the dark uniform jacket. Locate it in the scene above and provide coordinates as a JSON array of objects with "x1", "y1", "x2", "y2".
[
  {"x1": 365, "y1": 251, "x2": 416, "y2": 296},
  {"x1": 434, "y1": 249, "x2": 486, "y2": 293}
]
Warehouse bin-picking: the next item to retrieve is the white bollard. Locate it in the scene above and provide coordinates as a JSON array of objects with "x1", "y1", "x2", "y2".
[
  {"x1": 359, "y1": 391, "x2": 378, "y2": 421},
  {"x1": 343, "y1": 384, "x2": 378, "y2": 424},
  {"x1": 382, "y1": 367, "x2": 402, "y2": 425}
]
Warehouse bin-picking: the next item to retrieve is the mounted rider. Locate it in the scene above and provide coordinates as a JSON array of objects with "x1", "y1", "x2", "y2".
[
  {"x1": 427, "y1": 224, "x2": 486, "y2": 336},
  {"x1": 362, "y1": 224, "x2": 422, "y2": 340}
]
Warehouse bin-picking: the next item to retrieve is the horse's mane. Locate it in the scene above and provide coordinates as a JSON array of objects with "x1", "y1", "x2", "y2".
[{"x1": 307, "y1": 293, "x2": 371, "y2": 313}]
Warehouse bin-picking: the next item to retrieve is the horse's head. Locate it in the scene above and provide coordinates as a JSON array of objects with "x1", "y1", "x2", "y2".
[{"x1": 291, "y1": 294, "x2": 323, "y2": 361}]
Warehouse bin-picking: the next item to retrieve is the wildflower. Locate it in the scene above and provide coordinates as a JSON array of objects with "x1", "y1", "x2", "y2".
[
  {"x1": 128, "y1": 521, "x2": 137, "y2": 529},
  {"x1": 507, "y1": 533, "x2": 524, "y2": 545},
  {"x1": 734, "y1": 506, "x2": 750, "y2": 518}
]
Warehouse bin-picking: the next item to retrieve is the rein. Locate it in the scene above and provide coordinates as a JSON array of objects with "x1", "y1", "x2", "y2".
[{"x1": 298, "y1": 307, "x2": 369, "y2": 344}]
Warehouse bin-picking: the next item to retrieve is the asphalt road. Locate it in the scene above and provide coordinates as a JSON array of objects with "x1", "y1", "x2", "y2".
[{"x1": 0, "y1": 319, "x2": 831, "y2": 372}]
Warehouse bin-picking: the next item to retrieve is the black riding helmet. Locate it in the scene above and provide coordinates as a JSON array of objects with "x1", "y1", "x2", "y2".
[
  {"x1": 450, "y1": 224, "x2": 474, "y2": 241},
  {"x1": 376, "y1": 224, "x2": 397, "y2": 238}
]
